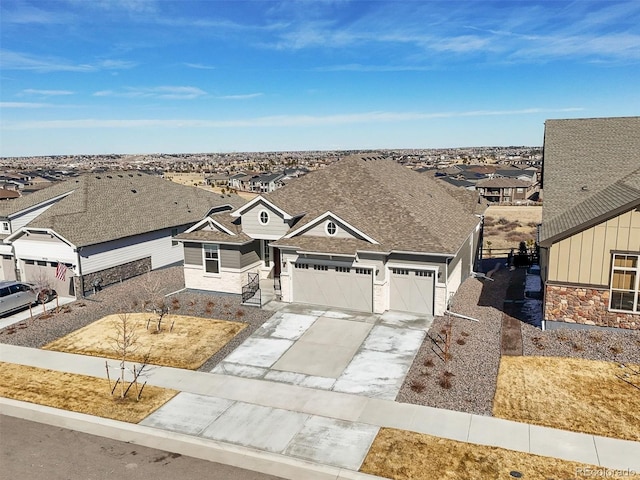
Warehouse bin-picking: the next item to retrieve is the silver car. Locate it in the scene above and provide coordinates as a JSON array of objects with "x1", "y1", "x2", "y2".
[{"x1": 0, "y1": 281, "x2": 54, "y2": 316}]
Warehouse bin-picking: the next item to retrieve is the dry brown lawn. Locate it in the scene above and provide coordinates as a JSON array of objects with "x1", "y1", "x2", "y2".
[
  {"x1": 361, "y1": 428, "x2": 596, "y2": 480},
  {"x1": 484, "y1": 205, "x2": 541, "y2": 250},
  {"x1": 493, "y1": 356, "x2": 640, "y2": 441},
  {"x1": 43, "y1": 313, "x2": 247, "y2": 370},
  {"x1": 0, "y1": 362, "x2": 177, "y2": 423}
]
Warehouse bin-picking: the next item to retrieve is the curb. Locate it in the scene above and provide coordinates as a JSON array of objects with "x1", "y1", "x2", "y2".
[{"x1": 0, "y1": 398, "x2": 386, "y2": 480}]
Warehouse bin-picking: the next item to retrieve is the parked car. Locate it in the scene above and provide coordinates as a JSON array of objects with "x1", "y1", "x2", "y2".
[{"x1": 0, "y1": 281, "x2": 56, "y2": 316}]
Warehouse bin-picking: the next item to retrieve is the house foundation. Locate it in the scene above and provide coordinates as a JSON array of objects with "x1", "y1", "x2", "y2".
[{"x1": 544, "y1": 284, "x2": 639, "y2": 330}]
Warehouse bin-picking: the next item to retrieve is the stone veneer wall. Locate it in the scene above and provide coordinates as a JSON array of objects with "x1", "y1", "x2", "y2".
[
  {"x1": 74, "y1": 257, "x2": 152, "y2": 296},
  {"x1": 545, "y1": 284, "x2": 639, "y2": 330}
]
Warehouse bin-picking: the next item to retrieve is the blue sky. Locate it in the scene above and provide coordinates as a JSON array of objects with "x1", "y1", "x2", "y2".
[{"x1": 1, "y1": 0, "x2": 639, "y2": 157}]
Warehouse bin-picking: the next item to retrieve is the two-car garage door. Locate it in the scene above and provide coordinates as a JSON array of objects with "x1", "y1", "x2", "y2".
[
  {"x1": 389, "y1": 268, "x2": 434, "y2": 315},
  {"x1": 292, "y1": 263, "x2": 373, "y2": 312}
]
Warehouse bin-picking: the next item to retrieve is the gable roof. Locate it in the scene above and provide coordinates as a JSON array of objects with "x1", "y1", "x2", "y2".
[
  {"x1": 4, "y1": 172, "x2": 246, "y2": 247},
  {"x1": 262, "y1": 155, "x2": 482, "y2": 255},
  {"x1": 539, "y1": 117, "x2": 640, "y2": 244}
]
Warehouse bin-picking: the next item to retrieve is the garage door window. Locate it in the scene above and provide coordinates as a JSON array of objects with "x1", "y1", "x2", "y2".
[
  {"x1": 392, "y1": 268, "x2": 409, "y2": 275},
  {"x1": 294, "y1": 263, "x2": 309, "y2": 269},
  {"x1": 336, "y1": 266, "x2": 351, "y2": 273},
  {"x1": 416, "y1": 271, "x2": 433, "y2": 277},
  {"x1": 355, "y1": 268, "x2": 371, "y2": 275},
  {"x1": 313, "y1": 264, "x2": 328, "y2": 271}
]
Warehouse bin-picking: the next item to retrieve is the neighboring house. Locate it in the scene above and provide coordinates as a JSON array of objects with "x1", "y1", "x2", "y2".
[
  {"x1": 205, "y1": 173, "x2": 231, "y2": 187},
  {"x1": 438, "y1": 177, "x2": 476, "y2": 190},
  {"x1": 177, "y1": 155, "x2": 485, "y2": 316},
  {"x1": 0, "y1": 172, "x2": 245, "y2": 297},
  {"x1": 539, "y1": 116, "x2": 640, "y2": 330},
  {"x1": 0, "y1": 189, "x2": 21, "y2": 201},
  {"x1": 476, "y1": 177, "x2": 536, "y2": 204}
]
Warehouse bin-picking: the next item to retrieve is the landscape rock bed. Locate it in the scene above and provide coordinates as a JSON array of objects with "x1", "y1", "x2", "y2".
[
  {"x1": 522, "y1": 324, "x2": 640, "y2": 364},
  {"x1": 0, "y1": 266, "x2": 273, "y2": 372},
  {"x1": 397, "y1": 269, "x2": 510, "y2": 416}
]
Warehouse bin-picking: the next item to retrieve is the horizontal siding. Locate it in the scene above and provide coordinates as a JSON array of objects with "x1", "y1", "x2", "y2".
[
  {"x1": 240, "y1": 241, "x2": 260, "y2": 268},
  {"x1": 220, "y1": 246, "x2": 240, "y2": 269},
  {"x1": 13, "y1": 237, "x2": 76, "y2": 264},
  {"x1": 80, "y1": 228, "x2": 183, "y2": 274},
  {"x1": 184, "y1": 242, "x2": 202, "y2": 265},
  {"x1": 548, "y1": 208, "x2": 640, "y2": 285},
  {"x1": 241, "y1": 201, "x2": 290, "y2": 239},
  {"x1": 301, "y1": 217, "x2": 361, "y2": 239}
]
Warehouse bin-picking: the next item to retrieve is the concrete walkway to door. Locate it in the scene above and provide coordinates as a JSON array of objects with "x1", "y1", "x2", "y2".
[{"x1": 212, "y1": 303, "x2": 434, "y2": 400}]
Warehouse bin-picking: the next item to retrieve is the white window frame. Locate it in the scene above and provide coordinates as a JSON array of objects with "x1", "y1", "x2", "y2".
[
  {"x1": 1, "y1": 222, "x2": 9, "y2": 233},
  {"x1": 325, "y1": 221, "x2": 337, "y2": 236},
  {"x1": 259, "y1": 209, "x2": 270, "y2": 225},
  {"x1": 609, "y1": 253, "x2": 640, "y2": 314},
  {"x1": 203, "y1": 244, "x2": 220, "y2": 275}
]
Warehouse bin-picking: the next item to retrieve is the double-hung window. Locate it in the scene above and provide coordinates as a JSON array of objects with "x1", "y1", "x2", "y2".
[
  {"x1": 204, "y1": 244, "x2": 220, "y2": 274},
  {"x1": 610, "y1": 253, "x2": 640, "y2": 313}
]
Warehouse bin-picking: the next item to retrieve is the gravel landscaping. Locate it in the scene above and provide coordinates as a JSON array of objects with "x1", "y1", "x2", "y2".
[
  {"x1": 396, "y1": 269, "x2": 510, "y2": 416},
  {"x1": 522, "y1": 323, "x2": 640, "y2": 364},
  {"x1": 0, "y1": 266, "x2": 273, "y2": 372},
  {"x1": 398, "y1": 266, "x2": 640, "y2": 417}
]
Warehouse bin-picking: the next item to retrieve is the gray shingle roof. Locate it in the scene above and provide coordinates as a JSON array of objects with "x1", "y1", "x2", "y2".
[
  {"x1": 476, "y1": 178, "x2": 532, "y2": 188},
  {"x1": 264, "y1": 155, "x2": 482, "y2": 255},
  {"x1": 7, "y1": 172, "x2": 246, "y2": 247},
  {"x1": 539, "y1": 117, "x2": 640, "y2": 244}
]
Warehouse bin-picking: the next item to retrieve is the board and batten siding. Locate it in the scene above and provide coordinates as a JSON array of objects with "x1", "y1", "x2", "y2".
[
  {"x1": 13, "y1": 232, "x2": 76, "y2": 264},
  {"x1": 547, "y1": 208, "x2": 640, "y2": 286},
  {"x1": 80, "y1": 228, "x2": 183, "y2": 274},
  {"x1": 241, "y1": 202, "x2": 290, "y2": 239}
]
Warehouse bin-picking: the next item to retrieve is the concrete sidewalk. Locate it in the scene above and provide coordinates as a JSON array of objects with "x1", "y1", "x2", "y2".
[{"x1": 1, "y1": 343, "x2": 638, "y2": 474}]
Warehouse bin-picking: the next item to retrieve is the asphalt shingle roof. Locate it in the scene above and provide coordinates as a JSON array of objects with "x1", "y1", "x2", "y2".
[
  {"x1": 5, "y1": 172, "x2": 246, "y2": 247},
  {"x1": 263, "y1": 155, "x2": 482, "y2": 255},
  {"x1": 539, "y1": 117, "x2": 640, "y2": 244}
]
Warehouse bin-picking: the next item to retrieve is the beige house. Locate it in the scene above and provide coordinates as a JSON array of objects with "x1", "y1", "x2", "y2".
[
  {"x1": 178, "y1": 155, "x2": 485, "y2": 316},
  {"x1": 539, "y1": 117, "x2": 640, "y2": 329}
]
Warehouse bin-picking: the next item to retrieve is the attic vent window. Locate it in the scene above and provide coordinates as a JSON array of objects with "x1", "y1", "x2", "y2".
[
  {"x1": 326, "y1": 221, "x2": 337, "y2": 236},
  {"x1": 259, "y1": 210, "x2": 270, "y2": 225}
]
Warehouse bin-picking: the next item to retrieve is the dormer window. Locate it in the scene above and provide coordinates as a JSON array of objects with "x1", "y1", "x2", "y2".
[
  {"x1": 326, "y1": 221, "x2": 337, "y2": 236},
  {"x1": 259, "y1": 210, "x2": 270, "y2": 225}
]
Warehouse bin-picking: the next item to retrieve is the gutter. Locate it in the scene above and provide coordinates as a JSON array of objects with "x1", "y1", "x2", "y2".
[{"x1": 444, "y1": 310, "x2": 480, "y2": 322}]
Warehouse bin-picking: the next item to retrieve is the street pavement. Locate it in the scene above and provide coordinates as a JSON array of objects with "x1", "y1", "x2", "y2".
[{"x1": 0, "y1": 414, "x2": 285, "y2": 480}]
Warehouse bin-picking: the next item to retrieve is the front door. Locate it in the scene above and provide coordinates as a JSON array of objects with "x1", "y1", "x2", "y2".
[{"x1": 273, "y1": 248, "x2": 281, "y2": 277}]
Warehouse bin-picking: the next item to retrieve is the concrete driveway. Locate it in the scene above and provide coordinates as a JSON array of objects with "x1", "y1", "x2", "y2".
[{"x1": 212, "y1": 304, "x2": 433, "y2": 400}]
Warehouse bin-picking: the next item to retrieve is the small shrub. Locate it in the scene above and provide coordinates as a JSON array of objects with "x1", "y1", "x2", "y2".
[
  {"x1": 77, "y1": 302, "x2": 86, "y2": 307},
  {"x1": 207, "y1": 301, "x2": 215, "y2": 308},
  {"x1": 588, "y1": 330, "x2": 604, "y2": 343},
  {"x1": 527, "y1": 221, "x2": 538, "y2": 228},
  {"x1": 235, "y1": 309, "x2": 245, "y2": 318},
  {"x1": 610, "y1": 344, "x2": 624, "y2": 355},
  {"x1": 456, "y1": 338, "x2": 466, "y2": 345},
  {"x1": 461, "y1": 331, "x2": 469, "y2": 337},
  {"x1": 531, "y1": 336, "x2": 545, "y2": 350},
  {"x1": 554, "y1": 330, "x2": 569, "y2": 342},
  {"x1": 438, "y1": 371, "x2": 454, "y2": 389},
  {"x1": 484, "y1": 217, "x2": 496, "y2": 227},
  {"x1": 571, "y1": 341, "x2": 584, "y2": 352},
  {"x1": 497, "y1": 217, "x2": 508, "y2": 225},
  {"x1": 423, "y1": 358, "x2": 434, "y2": 367},
  {"x1": 410, "y1": 380, "x2": 427, "y2": 393}
]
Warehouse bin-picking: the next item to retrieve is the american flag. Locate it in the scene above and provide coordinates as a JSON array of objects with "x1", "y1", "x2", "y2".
[{"x1": 55, "y1": 263, "x2": 67, "y2": 281}]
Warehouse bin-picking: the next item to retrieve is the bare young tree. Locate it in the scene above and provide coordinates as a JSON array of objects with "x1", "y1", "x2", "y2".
[
  {"x1": 29, "y1": 268, "x2": 56, "y2": 315},
  {"x1": 139, "y1": 270, "x2": 170, "y2": 333},
  {"x1": 109, "y1": 312, "x2": 139, "y2": 399}
]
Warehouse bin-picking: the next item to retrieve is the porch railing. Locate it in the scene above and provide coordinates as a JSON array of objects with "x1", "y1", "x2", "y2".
[{"x1": 241, "y1": 272, "x2": 261, "y2": 306}]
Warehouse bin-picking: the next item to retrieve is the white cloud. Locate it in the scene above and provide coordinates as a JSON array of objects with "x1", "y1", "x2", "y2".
[
  {"x1": 0, "y1": 50, "x2": 137, "y2": 73},
  {"x1": 184, "y1": 63, "x2": 216, "y2": 70},
  {"x1": 218, "y1": 93, "x2": 263, "y2": 100},
  {"x1": 93, "y1": 86, "x2": 207, "y2": 100},
  {"x1": 4, "y1": 107, "x2": 584, "y2": 129},
  {"x1": 0, "y1": 102, "x2": 54, "y2": 109},
  {"x1": 20, "y1": 89, "x2": 75, "y2": 96}
]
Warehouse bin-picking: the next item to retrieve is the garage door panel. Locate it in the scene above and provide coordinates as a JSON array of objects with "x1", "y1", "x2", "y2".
[
  {"x1": 390, "y1": 269, "x2": 434, "y2": 314},
  {"x1": 293, "y1": 264, "x2": 372, "y2": 312}
]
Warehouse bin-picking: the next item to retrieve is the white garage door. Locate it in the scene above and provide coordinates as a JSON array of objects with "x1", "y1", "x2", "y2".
[
  {"x1": 389, "y1": 268, "x2": 434, "y2": 314},
  {"x1": 23, "y1": 261, "x2": 74, "y2": 297},
  {"x1": 292, "y1": 263, "x2": 373, "y2": 312}
]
